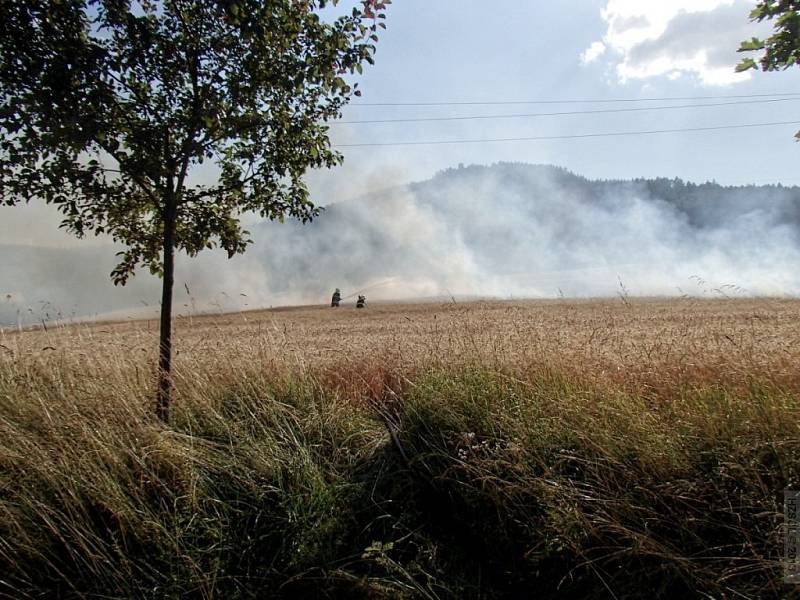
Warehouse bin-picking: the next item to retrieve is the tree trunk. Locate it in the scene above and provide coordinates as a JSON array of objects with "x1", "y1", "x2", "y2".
[{"x1": 156, "y1": 203, "x2": 177, "y2": 422}]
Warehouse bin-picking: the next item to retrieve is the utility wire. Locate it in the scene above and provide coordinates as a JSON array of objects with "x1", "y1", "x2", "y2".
[
  {"x1": 336, "y1": 119, "x2": 800, "y2": 148},
  {"x1": 335, "y1": 97, "x2": 800, "y2": 125},
  {"x1": 351, "y1": 92, "x2": 800, "y2": 107}
]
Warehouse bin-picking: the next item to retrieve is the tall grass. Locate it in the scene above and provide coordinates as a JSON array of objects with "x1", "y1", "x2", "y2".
[
  {"x1": 1, "y1": 300, "x2": 799, "y2": 598},
  {"x1": 1, "y1": 359, "x2": 798, "y2": 597}
]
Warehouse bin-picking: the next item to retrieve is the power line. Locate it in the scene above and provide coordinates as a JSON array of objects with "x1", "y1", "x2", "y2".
[
  {"x1": 336, "y1": 119, "x2": 800, "y2": 148},
  {"x1": 335, "y1": 98, "x2": 800, "y2": 125},
  {"x1": 350, "y1": 92, "x2": 800, "y2": 107}
]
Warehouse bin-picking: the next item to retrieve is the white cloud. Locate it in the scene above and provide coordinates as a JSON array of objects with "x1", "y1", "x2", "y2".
[
  {"x1": 581, "y1": 41, "x2": 607, "y2": 64},
  {"x1": 583, "y1": 0, "x2": 768, "y2": 86}
]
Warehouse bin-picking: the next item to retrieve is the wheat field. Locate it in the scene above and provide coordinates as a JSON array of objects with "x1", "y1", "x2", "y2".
[
  {"x1": 1, "y1": 298, "x2": 799, "y2": 599},
  {"x1": 3, "y1": 297, "x2": 800, "y2": 393}
]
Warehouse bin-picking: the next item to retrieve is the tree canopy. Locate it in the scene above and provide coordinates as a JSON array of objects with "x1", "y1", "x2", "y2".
[
  {"x1": 0, "y1": 0, "x2": 389, "y2": 418},
  {"x1": 737, "y1": 1, "x2": 800, "y2": 74},
  {"x1": 1, "y1": 0, "x2": 387, "y2": 281},
  {"x1": 737, "y1": 2, "x2": 800, "y2": 138}
]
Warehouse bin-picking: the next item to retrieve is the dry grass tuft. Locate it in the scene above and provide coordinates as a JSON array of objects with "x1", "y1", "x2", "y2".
[{"x1": 0, "y1": 298, "x2": 798, "y2": 598}]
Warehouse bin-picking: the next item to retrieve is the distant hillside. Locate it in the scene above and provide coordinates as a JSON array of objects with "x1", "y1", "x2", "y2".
[
  {"x1": 248, "y1": 163, "x2": 800, "y2": 301},
  {"x1": 3, "y1": 163, "x2": 799, "y2": 324},
  {"x1": 422, "y1": 163, "x2": 800, "y2": 231}
]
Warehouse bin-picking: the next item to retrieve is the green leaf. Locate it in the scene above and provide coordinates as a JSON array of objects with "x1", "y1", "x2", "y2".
[
  {"x1": 738, "y1": 37, "x2": 765, "y2": 51},
  {"x1": 735, "y1": 57, "x2": 758, "y2": 72}
]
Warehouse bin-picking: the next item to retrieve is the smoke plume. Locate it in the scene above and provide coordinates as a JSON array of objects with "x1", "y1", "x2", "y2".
[{"x1": 2, "y1": 162, "x2": 799, "y2": 326}]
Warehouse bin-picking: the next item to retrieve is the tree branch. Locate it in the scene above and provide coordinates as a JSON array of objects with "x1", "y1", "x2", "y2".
[
  {"x1": 96, "y1": 140, "x2": 160, "y2": 204},
  {"x1": 181, "y1": 161, "x2": 259, "y2": 204}
]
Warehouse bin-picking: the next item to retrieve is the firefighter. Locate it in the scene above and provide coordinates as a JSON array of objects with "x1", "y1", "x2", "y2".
[
  {"x1": 356, "y1": 294, "x2": 366, "y2": 309},
  {"x1": 331, "y1": 288, "x2": 341, "y2": 307}
]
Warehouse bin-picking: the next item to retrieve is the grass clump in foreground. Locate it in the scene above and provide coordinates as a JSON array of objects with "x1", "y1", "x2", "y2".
[{"x1": 0, "y1": 364, "x2": 798, "y2": 599}]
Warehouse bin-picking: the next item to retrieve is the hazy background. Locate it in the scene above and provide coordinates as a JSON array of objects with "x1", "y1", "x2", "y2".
[
  {"x1": 3, "y1": 163, "x2": 800, "y2": 326},
  {"x1": 3, "y1": 0, "x2": 800, "y2": 325}
]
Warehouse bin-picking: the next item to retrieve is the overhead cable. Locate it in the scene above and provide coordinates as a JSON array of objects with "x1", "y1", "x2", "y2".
[
  {"x1": 336, "y1": 98, "x2": 800, "y2": 125},
  {"x1": 350, "y1": 92, "x2": 800, "y2": 107},
  {"x1": 336, "y1": 119, "x2": 800, "y2": 148}
]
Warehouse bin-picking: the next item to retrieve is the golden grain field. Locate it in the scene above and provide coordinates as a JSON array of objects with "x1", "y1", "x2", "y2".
[
  {"x1": 3, "y1": 297, "x2": 799, "y2": 396},
  {"x1": 2, "y1": 297, "x2": 799, "y2": 598}
]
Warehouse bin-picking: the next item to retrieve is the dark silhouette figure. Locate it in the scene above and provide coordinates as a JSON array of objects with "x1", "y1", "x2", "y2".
[
  {"x1": 356, "y1": 295, "x2": 366, "y2": 309},
  {"x1": 331, "y1": 288, "x2": 341, "y2": 307}
]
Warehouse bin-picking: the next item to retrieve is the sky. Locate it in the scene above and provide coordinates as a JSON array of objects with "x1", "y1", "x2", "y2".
[
  {"x1": 4, "y1": 0, "x2": 800, "y2": 246},
  {"x1": 306, "y1": 0, "x2": 800, "y2": 201},
  {"x1": 3, "y1": 0, "x2": 800, "y2": 318}
]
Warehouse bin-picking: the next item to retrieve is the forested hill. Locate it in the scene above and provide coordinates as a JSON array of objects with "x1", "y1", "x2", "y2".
[
  {"x1": 410, "y1": 163, "x2": 800, "y2": 231},
  {"x1": 248, "y1": 162, "x2": 800, "y2": 301},
  {"x1": 3, "y1": 162, "x2": 800, "y2": 325}
]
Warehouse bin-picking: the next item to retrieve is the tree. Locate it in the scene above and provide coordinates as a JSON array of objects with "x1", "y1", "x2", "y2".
[
  {"x1": 737, "y1": 1, "x2": 800, "y2": 137},
  {"x1": 0, "y1": 0, "x2": 389, "y2": 420}
]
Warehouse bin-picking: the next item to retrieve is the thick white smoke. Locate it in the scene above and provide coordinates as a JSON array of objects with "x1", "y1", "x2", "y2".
[
  {"x1": 2, "y1": 162, "x2": 799, "y2": 326},
  {"x1": 246, "y1": 163, "x2": 800, "y2": 301}
]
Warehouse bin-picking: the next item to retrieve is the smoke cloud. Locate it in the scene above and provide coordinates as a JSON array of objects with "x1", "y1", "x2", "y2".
[{"x1": 2, "y1": 162, "x2": 799, "y2": 326}]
